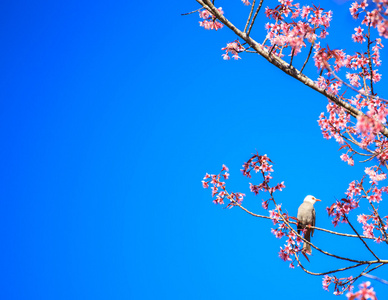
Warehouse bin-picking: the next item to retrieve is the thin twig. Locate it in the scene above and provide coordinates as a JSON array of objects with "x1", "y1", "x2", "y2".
[
  {"x1": 361, "y1": 186, "x2": 388, "y2": 244},
  {"x1": 341, "y1": 263, "x2": 372, "y2": 289},
  {"x1": 367, "y1": 22, "x2": 375, "y2": 96},
  {"x1": 324, "y1": 63, "x2": 388, "y2": 102},
  {"x1": 289, "y1": 48, "x2": 295, "y2": 67},
  {"x1": 349, "y1": 263, "x2": 384, "y2": 287},
  {"x1": 363, "y1": 274, "x2": 388, "y2": 285},
  {"x1": 244, "y1": 0, "x2": 256, "y2": 33},
  {"x1": 342, "y1": 212, "x2": 380, "y2": 260},
  {"x1": 234, "y1": 200, "x2": 378, "y2": 240},
  {"x1": 370, "y1": 201, "x2": 388, "y2": 243},
  {"x1": 181, "y1": 7, "x2": 202, "y2": 16},
  {"x1": 300, "y1": 41, "x2": 314, "y2": 73},
  {"x1": 295, "y1": 256, "x2": 367, "y2": 276},
  {"x1": 247, "y1": 0, "x2": 264, "y2": 36}
]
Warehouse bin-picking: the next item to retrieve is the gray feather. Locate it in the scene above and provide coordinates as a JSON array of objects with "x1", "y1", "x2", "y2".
[{"x1": 297, "y1": 202, "x2": 315, "y2": 253}]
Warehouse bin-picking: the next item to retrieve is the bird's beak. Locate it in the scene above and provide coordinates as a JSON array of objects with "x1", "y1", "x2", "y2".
[{"x1": 315, "y1": 198, "x2": 321, "y2": 202}]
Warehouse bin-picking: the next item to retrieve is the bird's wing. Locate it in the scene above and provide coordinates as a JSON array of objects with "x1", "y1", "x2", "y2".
[
  {"x1": 311, "y1": 207, "x2": 316, "y2": 237},
  {"x1": 297, "y1": 204, "x2": 304, "y2": 234}
]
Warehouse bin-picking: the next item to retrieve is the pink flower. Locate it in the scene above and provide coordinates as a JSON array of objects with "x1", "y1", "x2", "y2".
[
  {"x1": 233, "y1": 192, "x2": 245, "y2": 204},
  {"x1": 349, "y1": 2, "x2": 359, "y2": 18},
  {"x1": 363, "y1": 223, "x2": 375, "y2": 238},
  {"x1": 199, "y1": 10, "x2": 210, "y2": 19},
  {"x1": 278, "y1": 246, "x2": 291, "y2": 261},
  {"x1": 262, "y1": 200, "x2": 269, "y2": 210},
  {"x1": 340, "y1": 153, "x2": 349, "y2": 162},
  {"x1": 221, "y1": 41, "x2": 244, "y2": 60},
  {"x1": 301, "y1": 6, "x2": 310, "y2": 19},
  {"x1": 242, "y1": 0, "x2": 251, "y2": 5},
  {"x1": 357, "y1": 214, "x2": 368, "y2": 224},
  {"x1": 271, "y1": 228, "x2": 285, "y2": 239},
  {"x1": 213, "y1": 196, "x2": 224, "y2": 205},
  {"x1": 198, "y1": 7, "x2": 224, "y2": 31},
  {"x1": 322, "y1": 275, "x2": 331, "y2": 291},
  {"x1": 340, "y1": 153, "x2": 354, "y2": 166},
  {"x1": 211, "y1": 186, "x2": 218, "y2": 197},
  {"x1": 269, "y1": 209, "x2": 281, "y2": 224},
  {"x1": 365, "y1": 167, "x2": 386, "y2": 182},
  {"x1": 275, "y1": 181, "x2": 286, "y2": 191},
  {"x1": 346, "y1": 281, "x2": 376, "y2": 300},
  {"x1": 222, "y1": 53, "x2": 230, "y2": 60},
  {"x1": 250, "y1": 183, "x2": 260, "y2": 195},
  {"x1": 375, "y1": 237, "x2": 383, "y2": 243}
]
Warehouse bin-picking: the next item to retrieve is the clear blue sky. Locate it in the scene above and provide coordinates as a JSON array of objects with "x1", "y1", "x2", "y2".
[{"x1": 0, "y1": 0, "x2": 387, "y2": 299}]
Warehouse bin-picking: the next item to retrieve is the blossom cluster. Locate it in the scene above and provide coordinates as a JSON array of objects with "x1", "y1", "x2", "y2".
[
  {"x1": 350, "y1": 0, "x2": 388, "y2": 39},
  {"x1": 326, "y1": 175, "x2": 388, "y2": 242},
  {"x1": 264, "y1": 1, "x2": 332, "y2": 57},
  {"x1": 267, "y1": 202, "x2": 307, "y2": 266},
  {"x1": 356, "y1": 184, "x2": 388, "y2": 241},
  {"x1": 241, "y1": 153, "x2": 285, "y2": 208},
  {"x1": 313, "y1": 0, "x2": 386, "y2": 174},
  {"x1": 322, "y1": 275, "x2": 354, "y2": 295},
  {"x1": 365, "y1": 166, "x2": 386, "y2": 183},
  {"x1": 346, "y1": 281, "x2": 377, "y2": 300},
  {"x1": 221, "y1": 40, "x2": 244, "y2": 60},
  {"x1": 202, "y1": 164, "x2": 246, "y2": 205},
  {"x1": 239, "y1": 153, "x2": 303, "y2": 264},
  {"x1": 272, "y1": 214, "x2": 304, "y2": 268},
  {"x1": 318, "y1": 102, "x2": 350, "y2": 143},
  {"x1": 198, "y1": 7, "x2": 224, "y2": 30},
  {"x1": 327, "y1": 197, "x2": 360, "y2": 227},
  {"x1": 278, "y1": 234, "x2": 303, "y2": 268}
]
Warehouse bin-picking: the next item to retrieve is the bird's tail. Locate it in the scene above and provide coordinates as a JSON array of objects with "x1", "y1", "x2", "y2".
[{"x1": 303, "y1": 229, "x2": 312, "y2": 254}]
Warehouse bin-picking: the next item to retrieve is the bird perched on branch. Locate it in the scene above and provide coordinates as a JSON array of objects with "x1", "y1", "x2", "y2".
[{"x1": 297, "y1": 195, "x2": 321, "y2": 254}]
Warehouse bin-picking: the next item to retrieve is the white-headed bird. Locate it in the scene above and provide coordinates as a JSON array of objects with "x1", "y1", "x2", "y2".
[{"x1": 297, "y1": 195, "x2": 321, "y2": 254}]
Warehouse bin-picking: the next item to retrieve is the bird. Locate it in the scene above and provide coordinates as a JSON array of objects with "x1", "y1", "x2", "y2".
[{"x1": 297, "y1": 195, "x2": 321, "y2": 254}]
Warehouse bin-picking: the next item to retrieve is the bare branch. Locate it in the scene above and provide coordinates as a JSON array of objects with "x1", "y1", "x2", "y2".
[
  {"x1": 363, "y1": 274, "x2": 388, "y2": 285},
  {"x1": 244, "y1": 0, "x2": 256, "y2": 33},
  {"x1": 324, "y1": 63, "x2": 388, "y2": 103},
  {"x1": 361, "y1": 186, "x2": 388, "y2": 244},
  {"x1": 341, "y1": 212, "x2": 380, "y2": 260},
  {"x1": 295, "y1": 255, "x2": 368, "y2": 276},
  {"x1": 181, "y1": 7, "x2": 202, "y2": 15},
  {"x1": 367, "y1": 22, "x2": 375, "y2": 96},
  {"x1": 247, "y1": 0, "x2": 264, "y2": 36},
  {"x1": 233, "y1": 200, "x2": 378, "y2": 240},
  {"x1": 300, "y1": 41, "x2": 314, "y2": 73}
]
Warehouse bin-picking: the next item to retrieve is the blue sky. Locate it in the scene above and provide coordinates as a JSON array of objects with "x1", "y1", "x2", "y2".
[{"x1": 0, "y1": 0, "x2": 387, "y2": 299}]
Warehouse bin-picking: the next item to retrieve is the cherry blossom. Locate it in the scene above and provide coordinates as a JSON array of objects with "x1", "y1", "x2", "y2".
[
  {"x1": 346, "y1": 281, "x2": 377, "y2": 300},
  {"x1": 198, "y1": 7, "x2": 224, "y2": 30},
  {"x1": 221, "y1": 41, "x2": 244, "y2": 60}
]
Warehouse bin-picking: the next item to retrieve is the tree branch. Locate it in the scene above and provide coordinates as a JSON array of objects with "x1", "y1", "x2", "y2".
[
  {"x1": 341, "y1": 212, "x2": 380, "y2": 260},
  {"x1": 247, "y1": 0, "x2": 264, "y2": 36},
  {"x1": 244, "y1": 0, "x2": 256, "y2": 33},
  {"x1": 233, "y1": 200, "x2": 378, "y2": 240},
  {"x1": 295, "y1": 256, "x2": 368, "y2": 276},
  {"x1": 196, "y1": 0, "x2": 388, "y2": 138}
]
